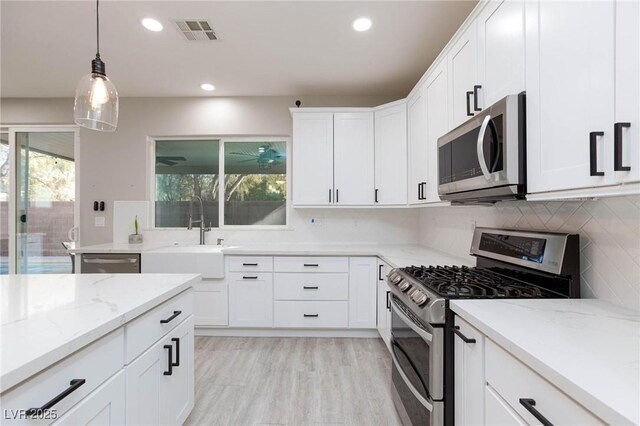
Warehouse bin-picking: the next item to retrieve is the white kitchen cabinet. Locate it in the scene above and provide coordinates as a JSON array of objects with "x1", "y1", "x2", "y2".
[
  {"x1": 448, "y1": 23, "x2": 479, "y2": 128},
  {"x1": 194, "y1": 281, "x2": 228, "y2": 326},
  {"x1": 526, "y1": 0, "x2": 616, "y2": 193},
  {"x1": 228, "y1": 272, "x2": 273, "y2": 327},
  {"x1": 476, "y1": 0, "x2": 525, "y2": 110},
  {"x1": 376, "y1": 259, "x2": 392, "y2": 349},
  {"x1": 485, "y1": 384, "x2": 527, "y2": 426},
  {"x1": 53, "y1": 371, "x2": 125, "y2": 426},
  {"x1": 333, "y1": 112, "x2": 375, "y2": 205},
  {"x1": 424, "y1": 60, "x2": 449, "y2": 202},
  {"x1": 614, "y1": 0, "x2": 640, "y2": 184},
  {"x1": 292, "y1": 112, "x2": 334, "y2": 205},
  {"x1": 454, "y1": 316, "x2": 485, "y2": 426},
  {"x1": 374, "y1": 101, "x2": 408, "y2": 205},
  {"x1": 348, "y1": 257, "x2": 377, "y2": 329},
  {"x1": 407, "y1": 84, "x2": 428, "y2": 205}
]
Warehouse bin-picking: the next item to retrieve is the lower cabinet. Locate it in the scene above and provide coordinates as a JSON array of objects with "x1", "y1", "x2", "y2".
[
  {"x1": 228, "y1": 272, "x2": 273, "y2": 327},
  {"x1": 454, "y1": 316, "x2": 485, "y2": 425},
  {"x1": 194, "y1": 281, "x2": 228, "y2": 326},
  {"x1": 53, "y1": 371, "x2": 126, "y2": 426},
  {"x1": 348, "y1": 257, "x2": 378, "y2": 329},
  {"x1": 126, "y1": 316, "x2": 195, "y2": 426},
  {"x1": 484, "y1": 384, "x2": 527, "y2": 425},
  {"x1": 273, "y1": 301, "x2": 348, "y2": 328},
  {"x1": 376, "y1": 259, "x2": 392, "y2": 349}
]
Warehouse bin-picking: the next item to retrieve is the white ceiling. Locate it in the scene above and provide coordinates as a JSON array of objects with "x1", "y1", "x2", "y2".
[{"x1": 0, "y1": 0, "x2": 476, "y2": 98}]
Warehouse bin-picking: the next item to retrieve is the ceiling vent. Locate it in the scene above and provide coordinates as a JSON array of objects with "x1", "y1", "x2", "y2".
[{"x1": 174, "y1": 20, "x2": 218, "y2": 41}]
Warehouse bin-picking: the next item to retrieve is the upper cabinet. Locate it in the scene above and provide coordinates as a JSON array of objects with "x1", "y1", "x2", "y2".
[
  {"x1": 476, "y1": 0, "x2": 525, "y2": 109},
  {"x1": 292, "y1": 113, "x2": 334, "y2": 205},
  {"x1": 333, "y1": 112, "x2": 375, "y2": 205},
  {"x1": 526, "y1": 1, "x2": 618, "y2": 193},
  {"x1": 448, "y1": 24, "x2": 479, "y2": 128},
  {"x1": 424, "y1": 60, "x2": 449, "y2": 202},
  {"x1": 407, "y1": 84, "x2": 429, "y2": 204},
  {"x1": 374, "y1": 101, "x2": 408, "y2": 205}
]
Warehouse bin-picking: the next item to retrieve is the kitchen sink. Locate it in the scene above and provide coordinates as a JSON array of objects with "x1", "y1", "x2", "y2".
[{"x1": 141, "y1": 244, "x2": 225, "y2": 278}]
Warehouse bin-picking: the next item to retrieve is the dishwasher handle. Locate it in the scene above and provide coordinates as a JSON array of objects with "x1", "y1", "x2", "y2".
[{"x1": 82, "y1": 257, "x2": 138, "y2": 264}]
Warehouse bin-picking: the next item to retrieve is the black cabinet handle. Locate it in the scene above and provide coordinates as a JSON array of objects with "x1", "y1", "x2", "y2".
[
  {"x1": 303, "y1": 314, "x2": 319, "y2": 318},
  {"x1": 336, "y1": 189, "x2": 339, "y2": 203},
  {"x1": 466, "y1": 91, "x2": 474, "y2": 116},
  {"x1": 242, "y1": 275, "x2": 258, "y2": 279},
  {"x1": 171, "y1": 337, "x2": 180, "y2": 367},
  {"x1": 418, "y1": 182, "x2": 427, "y2": 200},
  {"x1": 303, "y1": 263, "x2": 319, "y2": 267},
  {"x1": 473, "y1": 85, "x2": 482, "y2": 111},
  {"x1": 242, "y1": 263, "x2": 258, "y2": 266},
  {"x1": 386, "y1": 291, "x2": 390, "y2": 310},
  {"x1": 590, "y1": 131, "x2": 605, "y2": 176},
  {"x1": 303, "y1": 286, "x2": 319, "y2": 290},
  {"x1": 163, "y1": 345, "x2": 173, "y2": 375},
  {"x1": 417, "y1": 183, "x2": 421, "y2": 200},
  {"x1": 329, "y1": 189, "x2": 332, "y2": 203},
  {"x1": 378, "y1": 264, "x2": 384, "y2": 281},
  {"x1": 375, "y1": 188, "x2": 379, "y2": 203},
  {"x1": 453, "y1": 326, "x2": 476, "y2": 343},
  {"x1": 160, "y1": 310, "x2": 182, "y2": 324},
  {"x1": 519, "y1": 398, "x2": 554, "y2": 426},
  {"x1": 614, "y1": 122, "x2": 631, "y2": 171},
  {"x1": 27, "y1": 379, "x2": 86, "y2": 416}
]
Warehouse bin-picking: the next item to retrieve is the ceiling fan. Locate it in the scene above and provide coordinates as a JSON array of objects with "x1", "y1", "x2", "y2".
[
  {"x1": 156, "y1": 156, "x2": 187, "y2": 166},
  {"x1": 227, "y1": 144, "x2": 284, "y2": 170}
]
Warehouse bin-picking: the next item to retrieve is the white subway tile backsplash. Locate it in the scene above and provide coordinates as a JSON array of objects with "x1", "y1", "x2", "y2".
[{"x1": 418, "y1": 196, "x2": 640, "y2": 311}]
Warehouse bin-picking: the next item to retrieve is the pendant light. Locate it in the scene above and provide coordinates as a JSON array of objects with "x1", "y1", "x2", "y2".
[{"x1": 74, "y1": 0, "x2": 119, "y2": 132}]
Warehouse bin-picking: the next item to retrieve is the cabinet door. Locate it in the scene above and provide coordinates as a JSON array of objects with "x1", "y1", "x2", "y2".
[
  {"x1": 374, "y1": 102, "x2": 408, "y2": 205},
  {"x1": 477, "y1": 0, "x2": 525, "y2": 109},
  {"x1": 454, "y1": 316, "x2": 485, "y2": 425},
  {"x1": 407, "y1": 85, "x2": 428, "y2": 205},
  {"x1": 348, "y1": 257, "x2": 377, "y2": 329},
  {"x1": 526, "y1": 1, "x2": 615, "y2": 193},
  {"x1": 376, "y1": 260, "x2": 391, "y2": 349},
  {"x1": 160, "y1": 316, "x2": 195, "y2": 426},
  {"x1": 53, "y1": 371, "x2": 125, "y2": 426},
  {"x1": 292, "y1": 113, "x2": 334, "y2": 205},
  {"x1": 615, "y1": 0, "x2": 640, "y2": 184},
  {"x1": 424, "y1": 61, "x2": 449, "y2": 202},
  {"x1": 485, "y1": 385, "x2": 527, "y2": 426},
  {"x1": 334, "y1": 112, "x2": 375, "y2": 205},
  {"x1": 126, "y1": 339, "x2": 163, "y2": 425},
  {"x1": 228, "y1": 272, "x2": 273, "y2": 327},
  {"x1": 194, "y1": 284, "x2": 228, "y2": 326},
  {"x1": 448, "y1": 24, "x2": 478, "y2": 128}
]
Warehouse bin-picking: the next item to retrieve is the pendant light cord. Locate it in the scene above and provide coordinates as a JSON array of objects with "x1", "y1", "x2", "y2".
[{"x1": 96, "y1": 0, "x2": 100, "y2": 56}]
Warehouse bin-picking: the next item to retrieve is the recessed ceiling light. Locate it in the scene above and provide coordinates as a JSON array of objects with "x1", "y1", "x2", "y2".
[
  {"x1": 352, "y1": 17, "x2": 372, "y2": 32},
  {"x1": 200, "y1": 83, "x2": 215, "y2": 91},
  {"x1": 142, "y1": 18, "x2": 163, "y2": 32}
]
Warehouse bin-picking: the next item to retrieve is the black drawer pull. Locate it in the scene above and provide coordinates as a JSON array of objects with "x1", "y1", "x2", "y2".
[
  {"x1": 375, "y1": 188, "x2": 379, "y2": 203},
  {"x1": 27, "y1": 379, "x2": 86, "y2": 416},
  {"x1": 329, "y1": 189, "x2": 332, "y2": 203},
  {"x1": 466, "y1": 91, "x2": 474, "y2": 116},
  {"x1": 242, "y1": 276, "x2": 258, "y2": 280},
  {"x1": 453, "y1": 326, "x2": 476, "y2": 344},
  {"x1": 519, "y1": 398, "x2": 554, "y2": 426},
  {"x1": 303, "y1": 263, "x2": 319, "y2": 267},
  {"x1": 160, "y1": 310, "x2": 182, "y2": 324},
  {"x1": 378, "y1": 264, "x2": 384, "y2": 281},
  {"x1": 590, "y1": 131, "x2": 605, "y2": 176},
  {"x1": 614, "y1": 122, "x2": 631, "y2": 171},
  {"x1": 386, "y1": 291, "x2": 390, "y2": 310},
  {"x1": 303, "y1": 314, "x2": 319, "y2": 318},
  {"x1": 303, "y1": 286, "x2": 319, "y2": 290},
  {"x1": 164, "y1": 345, "x2": 173, "y2": 375},
  {"x1": 171, "y1": 337, "x2": 180, "y2": 367},
  {"x1": 473, "y1": 85, "x2": 482, "y2": 111},
  {"x1": 242, "y1": 263, "x2": 258, "y2": 266}
]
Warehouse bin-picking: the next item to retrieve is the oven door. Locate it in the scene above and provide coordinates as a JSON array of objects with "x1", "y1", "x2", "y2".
[{"x1": 390, "y1": 295, "x2": 444, "y2": 425}]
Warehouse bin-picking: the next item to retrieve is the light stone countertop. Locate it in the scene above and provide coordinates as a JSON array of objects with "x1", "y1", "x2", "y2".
[
  {"x1": 69, "y1": 242, "x2": 473, "y2": 269},
  {"x1": 450, "y1": 299, "x2": 640, "y2": 425},
  {"x1": 0, "y1": 273, "x2": 200, "y2": 393}
]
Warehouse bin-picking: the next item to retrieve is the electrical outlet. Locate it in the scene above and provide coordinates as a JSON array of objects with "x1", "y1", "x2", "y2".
[
  {"x1": 310, "y1": 218, "x2": 323, "y2": 226},
  {"x1": 95, "y1": 216, "x2": 106, "y2": 228}
]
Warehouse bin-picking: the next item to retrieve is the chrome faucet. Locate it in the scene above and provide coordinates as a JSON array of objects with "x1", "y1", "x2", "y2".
[{"x1": 187, "y1": 195, "x2": 211, "y2": 245}]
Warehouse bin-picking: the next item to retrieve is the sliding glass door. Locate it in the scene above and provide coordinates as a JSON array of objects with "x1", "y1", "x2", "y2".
[{"x1": 1, "y1": 131, "x2": 8, "y2": 274}]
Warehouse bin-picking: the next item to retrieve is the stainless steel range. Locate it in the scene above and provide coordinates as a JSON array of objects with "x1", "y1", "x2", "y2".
[{"x1": 387, "y1": 227, "x2": 580, "y2": 426}]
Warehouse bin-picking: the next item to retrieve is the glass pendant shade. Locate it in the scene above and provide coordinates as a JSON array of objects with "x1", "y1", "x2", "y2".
[{"x1": 74, "y1": 70, "x2": 119, "y2": 132}]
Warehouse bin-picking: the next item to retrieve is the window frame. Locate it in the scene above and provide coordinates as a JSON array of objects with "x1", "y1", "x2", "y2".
[{"x1": 147, "y1": 135, "x2": 291, "y2": 230}]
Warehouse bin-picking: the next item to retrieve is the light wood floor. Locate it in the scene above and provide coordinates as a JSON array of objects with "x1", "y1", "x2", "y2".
[{"x1": 184, "y1": 336, "x2": 402, "y2": 426}]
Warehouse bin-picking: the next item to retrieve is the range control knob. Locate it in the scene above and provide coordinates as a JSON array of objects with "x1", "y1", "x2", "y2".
[
  {"x1": 410, "y1": 289, "x2": 429, "y2": 306},
  {"x1": 397, "y1": 280, "x2": 411, "y2": 292}
]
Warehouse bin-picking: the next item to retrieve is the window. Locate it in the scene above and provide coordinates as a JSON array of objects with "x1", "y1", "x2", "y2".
[{"x1": 153, "y1": 138, "x2": 287, "y2": 228}]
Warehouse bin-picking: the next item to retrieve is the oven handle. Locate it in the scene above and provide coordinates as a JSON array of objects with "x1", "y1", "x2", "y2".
[
  {"x1": 390, "y1": 345, "x2": 434, "y2": 412},
  {"x1": 390, "y1": 296, "x2": 432, "y2": 343},
  {"x1": 476, "y1": 114, "x2": 493, "y2": 179}
]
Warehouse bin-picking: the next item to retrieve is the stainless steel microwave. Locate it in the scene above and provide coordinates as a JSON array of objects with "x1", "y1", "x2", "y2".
[{"x1": 438, "y1": 93, "x2": 526, "y2": 203}]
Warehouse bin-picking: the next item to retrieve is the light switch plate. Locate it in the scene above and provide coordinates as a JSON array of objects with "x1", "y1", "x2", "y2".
[{"x1": 95, "y1": 216, "x2": 106, "y2": 227}]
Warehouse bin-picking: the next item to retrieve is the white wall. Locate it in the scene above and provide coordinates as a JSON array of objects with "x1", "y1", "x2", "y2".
[
  {"x1": 1, "y1": 95, "x2": 421, "y2": 245},
  {"x1": 418, "y1": 196, "x2": 640, "y2": 311}
]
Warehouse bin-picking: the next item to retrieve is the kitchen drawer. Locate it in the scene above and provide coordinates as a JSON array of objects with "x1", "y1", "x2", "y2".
[
  {"x1": 485, "y1": 339, "x2": 603, "y2": 425},
  {"x1": 273, "y1": 273, "x2": 348, "y2": 301},
  {"x1": 228, "y1": 256, "x2": 273, "y2": 272},
  {"x1": 1, "y1": 329, "x2": 124, "y2": 425},
  {"x1": 273, "y1": 256, "x2": 349, "y2": 273},
  {"x1": 273, "y1": 301, "x2": 348, "y2": 328},
  {"x1": 124, "y1": 289, "x2": 193, "y2": 364}
]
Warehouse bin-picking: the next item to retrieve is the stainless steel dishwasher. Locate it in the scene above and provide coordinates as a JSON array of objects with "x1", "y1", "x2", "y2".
[{"x1": 80, "y1": 253, "x2": 141, "y2": 273}]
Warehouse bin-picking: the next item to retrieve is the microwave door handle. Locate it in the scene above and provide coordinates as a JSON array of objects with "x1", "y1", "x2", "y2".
[{"x1": 476, "y1": 115, "x2": 493, "y2": 179}]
